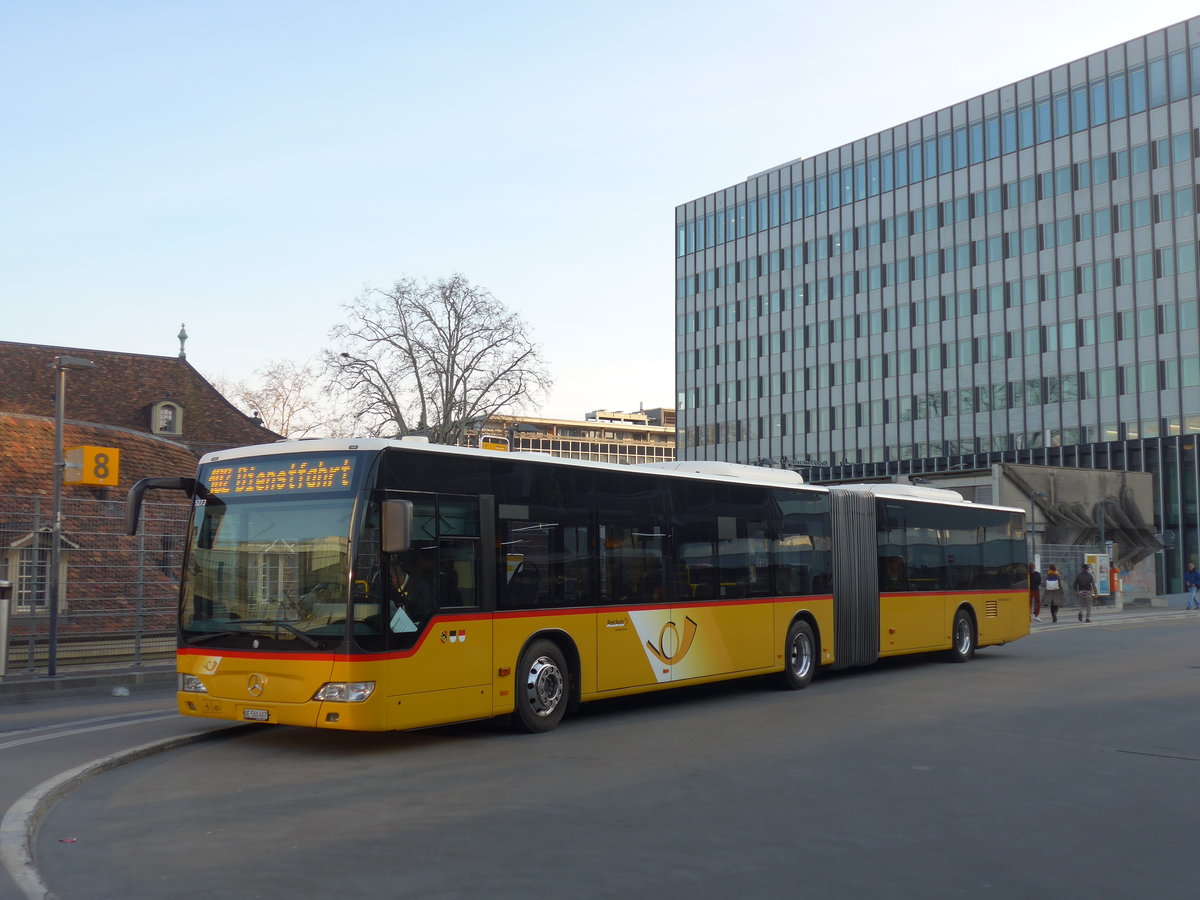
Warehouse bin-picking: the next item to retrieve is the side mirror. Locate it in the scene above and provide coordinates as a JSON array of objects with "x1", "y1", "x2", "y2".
[
  {"x1": 382, "y1": 499, "x2": 413, "y2": 554},
  {"x1": 126, "y1": 477, "x2": 205, "y2": 535}
]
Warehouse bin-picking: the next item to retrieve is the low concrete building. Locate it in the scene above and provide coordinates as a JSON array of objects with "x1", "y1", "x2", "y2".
[{"x1": 469, "y1": 408, "x2": 676, "y2": 465}]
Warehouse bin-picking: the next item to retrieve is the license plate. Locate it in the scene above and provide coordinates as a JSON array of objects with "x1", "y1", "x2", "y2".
[{"x1": 242, "y1": 708, "x2": 270, "y2": 722}]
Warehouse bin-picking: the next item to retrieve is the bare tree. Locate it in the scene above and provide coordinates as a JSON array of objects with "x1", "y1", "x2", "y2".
[
  {"x1": 212, "y1": 359, "x2": 345, "y2": 439},
  {"x1": 323, "y1": 274, "x2": 552, "y2": 443}
]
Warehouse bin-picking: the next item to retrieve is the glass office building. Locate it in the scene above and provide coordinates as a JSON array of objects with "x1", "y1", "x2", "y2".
[{"x1": 675, "y1": 18, "x2": 1200, "y2": 589}]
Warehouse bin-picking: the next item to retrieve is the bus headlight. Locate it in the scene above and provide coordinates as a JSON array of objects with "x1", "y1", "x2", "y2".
[
  {"x1": 179, "y1": 674, "x2": 208, "y2": 694},
  {"x1": 313, "y1": 681, "x2": 376, "y2": 702}
]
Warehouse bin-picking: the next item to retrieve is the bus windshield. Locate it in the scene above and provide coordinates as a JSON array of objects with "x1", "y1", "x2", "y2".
[{"x1": 182, "y1": 454, "x2": 368, "y2": 651}]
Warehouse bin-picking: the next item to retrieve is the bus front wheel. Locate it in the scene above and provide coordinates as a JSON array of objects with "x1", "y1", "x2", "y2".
[
  {"x1": 782, "y1": 620, "x2": 816, "y2": 690},
  {"x1": 514, "y1": 639, "x2": 569, "y2": 733},
  {"x1": 947, "y1": 609, "x2": 976, "y2": 663}
]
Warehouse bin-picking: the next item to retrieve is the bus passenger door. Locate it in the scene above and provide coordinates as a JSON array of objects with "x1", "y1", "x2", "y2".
[
  {"x1": 598, "y1": 606, "x2": 675, "y2": 690},
  {"x1": 385, "y1": 492, "x2": 493, "y2": 726},
  {"x1": 596, "y1": 525, "x2": 672, "y2": 691},
  {"x1": 878, "y1": 569, "x2": 946, "y2": 652},
  {"x1": 670, "y1": 599, "x2": 773, "y2": 680},
  {"x1": 877, "y1": 501, "x2": 947, "y2": 652},
  {"x1": 669, "y1": 519, "x2": 774, "y2": 681}
]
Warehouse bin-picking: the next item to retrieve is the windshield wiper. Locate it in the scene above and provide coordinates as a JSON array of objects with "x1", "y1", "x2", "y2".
[
  {"x1": 185, "y1": 630, "x2": 238, "y2": 645},
  {"x1": 234, "y1": 619, "x2": 322, "y2": 649}
]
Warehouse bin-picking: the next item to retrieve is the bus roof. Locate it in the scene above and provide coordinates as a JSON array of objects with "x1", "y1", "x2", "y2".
[
  {"x1": 197, "y1": 438, "x2": 1022, "y2": 512},
  {"x1": 198, "y1": 437, "x2": 819, "y2": 493},
  {"x1": 635, "y1": 459, "x2": 806, "y2": 485},
  {"x1": 830, "y1": 482, "x2": 1025, "y2": 514},
  {"x1": 831, "y1": 483, "x2": 965, "y2": 503}
]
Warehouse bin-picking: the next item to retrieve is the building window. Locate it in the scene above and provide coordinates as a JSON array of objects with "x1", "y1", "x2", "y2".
[
  {"x1": 151, "y1": 401, "x2": 183, "y2": 436},
  {"x1": 3, "y1": 529, "x2": 72, "y2": 612}
]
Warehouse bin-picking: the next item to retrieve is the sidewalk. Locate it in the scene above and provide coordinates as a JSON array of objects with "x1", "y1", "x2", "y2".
[{"x1": 1030, "y1": 597, "x2": 1198, "y2": 627}]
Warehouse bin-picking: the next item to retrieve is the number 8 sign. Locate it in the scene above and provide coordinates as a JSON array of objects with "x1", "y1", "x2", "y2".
[{"x1": 64, "y1": 445, "x2": 120, "y2": 486}]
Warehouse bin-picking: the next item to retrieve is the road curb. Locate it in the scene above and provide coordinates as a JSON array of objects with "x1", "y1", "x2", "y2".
[
  {"x1": 1027, "y1": 608, "x2": 1196, "y2": 632},
  {"x1": 0, "y1": 725, "x2": 247, "y2": 900}
]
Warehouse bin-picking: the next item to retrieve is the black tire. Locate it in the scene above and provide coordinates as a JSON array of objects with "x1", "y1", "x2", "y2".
[
  {"x1": 782, "y1": 619, "x2": 816, "y2": 689},
  {"x1": 946, "y1": 608, "x2": 975, "y2": 663},
  {"x1": 513, "y1": 639, "x2": 569, "y2": 733}
]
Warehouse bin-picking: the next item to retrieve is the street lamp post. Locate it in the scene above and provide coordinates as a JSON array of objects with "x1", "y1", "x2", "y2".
[
  {"x1": 1029, "y1": 491, "x2": 1048, "y2": 562},
  {"x1": 1097, "y1": 498, "x2": 1117, "y2": 553},
  {"x1": 48, "y1": 354, "x2": 94, "y2": 677},
  {"x1": 1097, "y1": 498, "x2": 1117, "y2": 607}
]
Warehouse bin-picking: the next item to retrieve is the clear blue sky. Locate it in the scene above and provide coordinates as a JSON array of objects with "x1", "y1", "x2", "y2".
[{"x1": 3, "y1": 1, "x2": 1196, "y2": 418}]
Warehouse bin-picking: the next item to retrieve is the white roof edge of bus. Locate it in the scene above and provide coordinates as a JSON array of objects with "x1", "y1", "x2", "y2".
[
  {"x1": 635, "y1": 460, "x2": 805, "y2": 485},
  {"x1": 196, "y1": 438, "x2": 824, "y2": 491},
  {"x1": 199, "y1": 437, "x2": 407, "y2": 464},
  {"x1": 830, "y1": 483, "x2": 966, "y2": 503},
  {"x1": 194, "y1": 440, "x2": 1023, "y2": 511}
]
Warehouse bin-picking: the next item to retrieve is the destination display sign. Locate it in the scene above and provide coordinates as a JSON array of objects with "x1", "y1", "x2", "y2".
[{"x1": 204, "y1": 456, "x2": 356, "y2": 496}]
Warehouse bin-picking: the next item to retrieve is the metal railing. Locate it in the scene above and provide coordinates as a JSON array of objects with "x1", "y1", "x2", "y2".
[
  {"x1": 1032, "y1": 542, "x2": 1124, "y2": 607},
  {"x1": 1, "y1": 494, "x2": 188, "y2": 676}
]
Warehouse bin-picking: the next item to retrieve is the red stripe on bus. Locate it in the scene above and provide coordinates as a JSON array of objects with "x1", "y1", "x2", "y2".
[{"x1": 177, "y1": 595, "x2": 838, "y2": 665}]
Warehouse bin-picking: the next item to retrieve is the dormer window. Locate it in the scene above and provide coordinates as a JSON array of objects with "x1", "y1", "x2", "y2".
[{"x1": 151, "y1": 400, "x2": 183, "y2": 435}]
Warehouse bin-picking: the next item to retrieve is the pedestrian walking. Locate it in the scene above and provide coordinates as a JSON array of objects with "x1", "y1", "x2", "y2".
[
  {"x1": 1043, "y1": 564, "x2": 1065, "y2": 622},
  {"x1": 1029, "y1": 563, "x2": 1042, "y2": 621},
  {"x1": 1185, "y1": 563, "x2": 1200, "y2": 609},
  {"x1": 1074, "y1": 563, "x2": 1096, "y2": 622}
]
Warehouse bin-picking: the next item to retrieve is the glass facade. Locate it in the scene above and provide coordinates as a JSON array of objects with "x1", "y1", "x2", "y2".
[{"x1": 675, "y1": 18, "x2": 1200, "y2": 590}]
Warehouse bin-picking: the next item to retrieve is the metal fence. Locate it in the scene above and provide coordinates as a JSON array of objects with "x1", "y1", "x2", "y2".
[
  {"x1": 1033, "y1": 542, "x2": 1122, "y2": 608},
  {"x1": 1, "y1": 493, "x2": 189, "y2": 676}
]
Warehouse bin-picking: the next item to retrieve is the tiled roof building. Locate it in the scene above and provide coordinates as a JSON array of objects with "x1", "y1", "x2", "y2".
[
  {"x1": 0, "y1": 412, "x2": 202, "y2": 497},
  {"x1": 0, "y1": 413, "x2": 198, "y2": 632},
  {"x1": 0, "y1": 341, "x2": 282, "y2": 666},
  {"x1": 0, "y1": 340, "x2": 280, "y2": 458}
]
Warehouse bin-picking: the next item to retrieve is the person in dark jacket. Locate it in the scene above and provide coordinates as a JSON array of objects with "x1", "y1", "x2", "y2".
[
  {"x1": 1073, "y1": 564, "x2": 1096, "y2": 622},
  {"x1": 1029, "y1": 563, "x2": 1042, "y2": 622},
  {"x1": 1185, "y1": 563, "x2": 1200, "y2": 610},
  {"x1": 1043, "y1": 564, "x2": 1064, "y2": 622},
  {"x1": 390, "y1": 551, "x2": 439, "y2": 629}
]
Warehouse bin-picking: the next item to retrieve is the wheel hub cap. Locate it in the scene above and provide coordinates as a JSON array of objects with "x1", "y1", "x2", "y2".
[{"x1": 525, "y1": 656, "x2": 563, "y2": 717}]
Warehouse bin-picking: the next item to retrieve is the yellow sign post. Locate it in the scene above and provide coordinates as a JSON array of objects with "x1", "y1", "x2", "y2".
[
  {"x1": 64, "y1": 446, "x2": 120, "y2": 486},
  {"x1": 480, "y1": 435, "x2": 510, "y2": 452}
]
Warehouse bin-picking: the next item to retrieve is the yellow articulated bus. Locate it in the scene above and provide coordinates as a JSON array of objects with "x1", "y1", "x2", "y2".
[{"x1": 126, "y1": 438, "x2": 1029, "y2": 733}]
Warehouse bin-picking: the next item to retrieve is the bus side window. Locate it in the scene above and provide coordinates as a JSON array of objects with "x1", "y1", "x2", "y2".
[
  {"x1": 509, "y1": 561, "x2": 541, "y2": 607},
  {"x1": 878, "y1": 502, "x2": 909, "y2": 591},
  {"x1": 499, "y1": 521, "x2": 549, "y2": 608},
  {"x1": 881, "y1": 554, "x2": 908, "y2": 590},
  {"x1": 602, "y1": 525, "x2": 668, "y2": 603},
  {"x1": 390, "y1": 547, "x2": 439, "y2": 626},
  {"x1": 439, "y1": 541, "x2": 477, "y2": 607},
  {"x1": 771, "y1": 490, "x2": 832, "y2": 597},
  {"x1": 498, "y1": 518, "x2": 592, "y2": 609}
]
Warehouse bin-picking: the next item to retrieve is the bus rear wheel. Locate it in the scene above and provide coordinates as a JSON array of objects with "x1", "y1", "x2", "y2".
[
  {"x1": 782, "y1": 620, "x2": 816, "y2": 690},
  {"x1": 947, "y1": 609, "x2": 975, "y2": 663},
  {"x1": 514, "y1": 639, "x2": 569, "y2": 733}
]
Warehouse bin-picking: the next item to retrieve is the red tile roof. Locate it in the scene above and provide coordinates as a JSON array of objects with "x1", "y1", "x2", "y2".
[
  {"x1": 0, "y1": 340, "x2": 281, "y2": 455},
  {"x1": 0, "y1": 413, "x2": 200, "y2": 496},
  {"x1": 0, "y1": 414, "x2": 193, "y2": 638}
]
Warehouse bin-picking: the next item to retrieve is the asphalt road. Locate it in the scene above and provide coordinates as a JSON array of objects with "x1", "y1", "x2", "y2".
[
  {"x1": 0, "y1": 675, "x2": 231, "y2": 899},
  {"x1": 14, "y1": 612, "x2": 1200, "y2": 899}
]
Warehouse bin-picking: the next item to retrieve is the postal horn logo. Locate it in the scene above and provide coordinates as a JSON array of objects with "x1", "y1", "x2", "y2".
[{"x1": 646, "y1": 616, "x2": 699, "y2": 665}]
